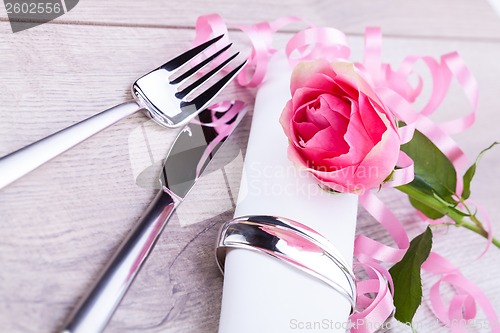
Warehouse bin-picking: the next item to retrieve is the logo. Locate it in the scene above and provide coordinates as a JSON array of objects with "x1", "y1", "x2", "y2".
[{"x1": 3, "y1": 0, "x2": 79, "y2": 33}]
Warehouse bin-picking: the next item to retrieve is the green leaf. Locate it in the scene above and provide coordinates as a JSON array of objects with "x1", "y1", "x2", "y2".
[
  {"x1": 398, "y1": 130, "x2": 458, "y2": 219},
  {"x1": 462, "y1": 142, "x2": 499, "y2": 200},
  {"x1": 408, "y1": 197, "x2": 444, "y2": 219},
  {"x1": 400, "y1": 130, "x2": 457, "y2": 202},
  {"x1": 389, "y1": 227, "x2": 433, "y2": 325},
  {"x1": 397, "y1": 181, "x2": 469, "y2": 221}
]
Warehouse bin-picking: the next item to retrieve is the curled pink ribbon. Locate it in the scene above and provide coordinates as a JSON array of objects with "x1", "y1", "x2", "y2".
[
  {"x1": 191, "y1": 13, "x2": 498, "y2": 333},
  {"x1": 355, "y1": 26, "x2": 496, "y2": 332},
  {"x1": 192, "y1": 100, "x2": 246, "y2": 177},
  {"x1": 423, "y1": 252, "x2": 500, "y2": 332}
]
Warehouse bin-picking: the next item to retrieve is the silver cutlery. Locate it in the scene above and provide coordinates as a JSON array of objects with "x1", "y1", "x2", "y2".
[
  {"x1": 60, "y1": 100, "x2": 248, "y2": 333},
  {"x1": 0, "y1": 34, "x2": 246, "y2": 190}
]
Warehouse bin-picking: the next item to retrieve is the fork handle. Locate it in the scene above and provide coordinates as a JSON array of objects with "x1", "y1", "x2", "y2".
[
  {"x1": 0, "y1": 101, "x2": 142, "y2": 190},
  {"x1": 61, "y1": 189, "x2": 178, "y2": 333}
]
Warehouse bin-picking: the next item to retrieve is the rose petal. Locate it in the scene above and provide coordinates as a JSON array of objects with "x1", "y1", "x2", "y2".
[
  {"x1": 304, "y1": 104, "x2": 330, "y2": 130},
  {"x1": 290, "y1": 59, "x2": 336, "y2": 94},
  {"x1": 291, "y1": 103, "x2": 324, "y2": 143},
  {"x1": 318, "y1": 94, "x2": 351, "y2": 119},
  {"x1": 292, "y1": 102, "x2": 315, "y2": 123},
  {"x1": 311, "y1": 95, "x2": 350, "y2": 143},
  {"x1": 332, "y1": 62, "x2": 384, "y2": 106},
  {"x1": 279, "y1": 100, "x2": 294, "y2": 138},
  {"x1": 358, "y1": 93, "x2": 386, "y2": 144},
  {"x1": 367, "y1": 94, "x2": 398, "y2": 133},
  {"x1": 314, "y1": 98, "x2": 376, "y2": 170},
  {"x1": 310, "y1": 127, "x2": 400, "y2": 192},
  {"x1": 305, "y1": 127, "x2": 349, "y2": 155},
  {"x1": 309, "y1": 164, "x2": 359, "y2": 192},
  {"x1": 342, "y1": 100, "x2": 374, "y2": 159},
  {"x1": 292, "y1": 78, "x2": 344, "y2": 111},
  {"x1": 293, "y1": 94, "x2": 348, "y2": 132},
  {"x1": 294, "y1": 121, "x2": 320, "y2": 143},
  {"x1": 354, "y1": 126, "x2": 400, "y2": 187},
  {"x1": 304, "y1": 73, "x2": 349, "y2": 95},
  {"x1": 297, "y1": 146, "x2": 341, "y2": 169}
]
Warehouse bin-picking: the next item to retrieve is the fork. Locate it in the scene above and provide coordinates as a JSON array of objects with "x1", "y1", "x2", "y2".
[{"x1": 0, "y1": 34, "x2": 245, "y2": 190}]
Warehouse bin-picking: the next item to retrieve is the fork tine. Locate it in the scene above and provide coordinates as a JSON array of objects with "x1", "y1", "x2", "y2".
[
  {"x1": 170, "y1": 43, "x2": 232, "y2": 85},
  {"x1": 176, "y1": 52, "x2": 239, "y2": 100},
  {"x1": 161, "y1": 34, "x2": 224, "y2": 71},
  {"x1": 180, "y1": 59, "x2": 247, "y2": 112}
]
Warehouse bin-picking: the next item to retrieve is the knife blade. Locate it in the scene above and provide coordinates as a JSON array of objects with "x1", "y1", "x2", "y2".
[{"x1": 61, "y1": 100, "x2": 248, "y2": 333}]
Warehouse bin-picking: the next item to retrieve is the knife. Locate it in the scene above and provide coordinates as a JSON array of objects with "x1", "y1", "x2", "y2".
[{"x1": 61, "y1": 100, "x2": 248, "y2": 333}]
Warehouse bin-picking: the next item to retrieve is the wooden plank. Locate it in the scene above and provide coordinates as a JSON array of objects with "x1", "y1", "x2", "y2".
[
  {"x1": 1, "y1": 0, "x2": 500, "y2": 40},
  {"x1": 0, "y1": 22, "x2": 499, "y2": 333}
]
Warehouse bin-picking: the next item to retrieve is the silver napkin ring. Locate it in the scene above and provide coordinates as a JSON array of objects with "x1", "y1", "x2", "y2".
[{"x1": 215, "y1": 215, "x2": 356, "y2": 311}]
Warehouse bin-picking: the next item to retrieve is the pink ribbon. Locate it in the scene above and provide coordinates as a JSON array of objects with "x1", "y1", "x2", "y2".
[
  {"x1": 354, "y1": 27, "x2": 497, "y2": 332},
  {"x1": 191, "y1": 14, "x2": 498, "y2": 333},
  {"x1": 190, "y1": 14, "x2": 230, "y2": 72},
  {"x1": 192, "y1": 101, "x2": 246, "y2": 177},
  {"x1": 350, "y1": 261, "x2": 394, "y2": 333},
  {"x1": 356, "y1": 192, "x2": 409, "y2": 263},
  {"x1": 285, "y1": 27, "x2": 350, "y2": 66},
  {"x1": 423, "y1": 252, "x2": 500, "y2": 332}
]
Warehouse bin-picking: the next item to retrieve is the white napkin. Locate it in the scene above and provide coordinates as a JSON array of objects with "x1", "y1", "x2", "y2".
[{"x1": 218, "y1": 53, "x2": 358, "y2": 333}]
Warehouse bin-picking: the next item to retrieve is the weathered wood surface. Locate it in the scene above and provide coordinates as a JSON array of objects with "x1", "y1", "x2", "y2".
[
  {"x1": 2, "y1": 0, "x2": 500, "y2": 39},
  {"x1": 0, "y1": 2, "x2": 499, "y2": 332}
]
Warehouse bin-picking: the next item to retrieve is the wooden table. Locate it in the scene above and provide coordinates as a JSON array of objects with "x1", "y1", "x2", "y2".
[{"x1": 1, "y1": 1, "x2": 500, "y2": 332}]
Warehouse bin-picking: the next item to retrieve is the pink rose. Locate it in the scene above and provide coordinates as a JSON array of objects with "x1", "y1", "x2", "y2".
[{"x1": 280, "y1": 59, "x2": 400, "y2": 193}]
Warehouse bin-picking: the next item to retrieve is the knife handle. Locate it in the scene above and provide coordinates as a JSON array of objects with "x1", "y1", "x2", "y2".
[{"x1": 61, "y1": 189, "x2": 178, "y2": 333}]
